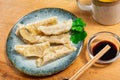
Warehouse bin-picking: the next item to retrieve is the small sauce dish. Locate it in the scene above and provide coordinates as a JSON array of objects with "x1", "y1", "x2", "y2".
[{"x1": 87, "y1": 31, "x2": 120, "y2": 64}]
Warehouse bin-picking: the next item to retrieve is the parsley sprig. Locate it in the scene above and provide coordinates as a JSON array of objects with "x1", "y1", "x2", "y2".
[{"x1": 70, "y1": 18, "x2": 87, "y2": 44}]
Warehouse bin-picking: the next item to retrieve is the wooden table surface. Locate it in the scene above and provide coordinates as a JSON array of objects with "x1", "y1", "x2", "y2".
[{"x1": 1, "y1": 0, "x2": 120, "y2": 80}]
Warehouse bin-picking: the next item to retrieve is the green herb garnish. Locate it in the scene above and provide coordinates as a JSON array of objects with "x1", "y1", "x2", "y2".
[{"x1": 70, "y1": 18, "x2": 87, "y2": 44}]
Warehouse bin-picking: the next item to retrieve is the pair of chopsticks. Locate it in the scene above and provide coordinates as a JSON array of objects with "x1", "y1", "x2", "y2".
[{"x1": 69, "y1": 45, "x2": 111, "y2": 80}]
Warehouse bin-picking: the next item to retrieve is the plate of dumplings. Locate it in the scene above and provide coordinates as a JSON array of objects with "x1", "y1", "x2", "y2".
[{"x1": 6, "y1": 8, "x2": 84, "y2": 76}]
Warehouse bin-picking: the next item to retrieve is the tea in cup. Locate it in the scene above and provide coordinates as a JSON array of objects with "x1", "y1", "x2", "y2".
[{"x1": 76, "y1": 0, "x2": 120, "y2": 25}]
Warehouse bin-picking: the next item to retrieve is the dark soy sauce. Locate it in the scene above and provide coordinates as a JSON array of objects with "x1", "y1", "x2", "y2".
[{"x1": 92, "y1": 41, "x2": 117, "y2": 61}]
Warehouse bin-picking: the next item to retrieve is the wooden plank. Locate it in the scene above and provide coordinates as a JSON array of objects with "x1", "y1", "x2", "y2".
[{"x1": 0, "y1": 0, "x2": 120, "y2": 80}]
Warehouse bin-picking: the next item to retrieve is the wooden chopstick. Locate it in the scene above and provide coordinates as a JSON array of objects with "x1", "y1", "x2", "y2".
[{"x1": 69, "y1": 44, "x2": 111, "y2": 80}]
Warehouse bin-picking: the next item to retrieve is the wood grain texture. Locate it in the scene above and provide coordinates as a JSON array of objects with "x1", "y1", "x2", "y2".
[{"x1": 0, "y1": 0, "x2": 120, "y2": 80}]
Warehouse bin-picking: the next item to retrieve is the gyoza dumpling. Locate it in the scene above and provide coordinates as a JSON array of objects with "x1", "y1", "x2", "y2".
[
  {"x1": 14, "y1": 42, "x2": 50, "y2": 57},
  {"x1": 19, "y1": 16, "x2": 58, "y2": 35},
  {"x1": 38, "y1": 33, "x2": 71, "y2": 44},
  {"x1": 38, "y1": 19, "x2": 72, "y2": 35},
  {"x1": 16, "y1": 26, "x2": 71, "y2": 44},
  {"x1": 16, "y1": 26, "x2": 40, "y2": 44},
  {"x1": 36, "y1": 44, "x2": 76, "y2": 66}
]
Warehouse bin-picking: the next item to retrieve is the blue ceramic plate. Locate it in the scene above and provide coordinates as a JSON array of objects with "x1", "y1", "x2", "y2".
[{"x1": 6, "y1": 8, "x2": 83, "y2": 76}]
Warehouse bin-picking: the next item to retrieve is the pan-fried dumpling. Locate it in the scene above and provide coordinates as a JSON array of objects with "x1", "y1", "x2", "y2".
[
  {"x1": 14, "y1": 42, "x2": 50, "y2": 57},
  {"x1": 36, "y1": 44, "x2": 76, "y2": 66},
  {"x1": 38, "y1": 34, "x2": 71, "y2": 44},
  {"x1": 19, "y1": 16, "x2": 58, "y2": 35},
  {"x1": 38, "y1": 19, "x2": 72, "y2": 35},
  {"x1": 16, "y1": 26, "x2": 40, "y2": 44},
  {"x1": 17, "y1": 26, "x2": 70, "y2": 44},
  {"x1": 14, "y1": 16, "x2": 76, "y2": 67}
]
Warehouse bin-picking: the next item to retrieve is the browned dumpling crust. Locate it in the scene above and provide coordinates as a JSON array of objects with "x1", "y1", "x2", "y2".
[
  {"x1": 36, "y1": 44, "x2": 76, "y2": 66},
  {"x1": 14, "y1": 17, "x2": 76, "y2": 67},
  {"x1": 14, "y1": 42, "x2": 50, "y2": 58},
  {"x1": 38, "y1": 19, "x2": 72, "y2": 35}
]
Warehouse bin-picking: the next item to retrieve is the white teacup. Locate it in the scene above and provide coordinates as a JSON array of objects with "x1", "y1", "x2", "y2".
[{"x1": 76, "y1": 0, "x2": 120, "y2": 25}]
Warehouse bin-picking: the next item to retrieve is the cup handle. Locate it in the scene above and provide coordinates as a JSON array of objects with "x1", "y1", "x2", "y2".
[{"x1": 76, "y1": 0, "x2": 92, "y2": 11}]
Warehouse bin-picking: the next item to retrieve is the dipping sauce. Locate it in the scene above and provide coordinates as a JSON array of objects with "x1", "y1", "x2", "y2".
[{"x1": 92, "y1": 41, "x2": 117, "y2": 61}]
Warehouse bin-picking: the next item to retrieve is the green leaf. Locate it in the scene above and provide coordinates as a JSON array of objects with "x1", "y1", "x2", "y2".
[
  {"x1": 71, "y1": 26, "x2": 83, "y2": 32},
  {"x1": 72, "y1": 18, "x2": 86, "y2": 27},
  {"x1": 70, "y1": 18, "x2": 87, "y2": 44},
  {"x1": 78, "y1": 31, "x2": 87, "y2": 40},
  {"x1": 70, "y1": 31, "x2": 87, "y2": 44}
]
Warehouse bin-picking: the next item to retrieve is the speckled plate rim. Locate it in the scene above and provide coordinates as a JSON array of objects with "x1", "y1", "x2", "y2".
[{"x1": 6, "y1": 8, "x2": 84, "y2": 76}]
